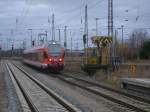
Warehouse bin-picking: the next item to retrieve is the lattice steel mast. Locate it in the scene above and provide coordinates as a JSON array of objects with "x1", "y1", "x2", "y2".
[{"x1": 108, "y1": 0, "x2": 113, "y2": 37}]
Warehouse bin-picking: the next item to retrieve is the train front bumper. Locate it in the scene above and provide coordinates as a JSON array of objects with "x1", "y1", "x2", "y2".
[{"x1": 48, "y1": 64, "x2": 64, "y2": 71}]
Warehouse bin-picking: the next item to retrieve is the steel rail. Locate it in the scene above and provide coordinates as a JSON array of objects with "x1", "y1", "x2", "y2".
[
  {"x1": 12, "y1": 63, "x2": 81, "y2": 112},
  {"x1": 12, "y1": 62, "x2": 149, "y2": 112},
  {"x1": 6, "y1": 63, "x2": 39, "y2": 112},
  {"x1": 55, "y1": 74, "x2": 149, "y2": 112},
  {"x1": 62, "y1": 73, "x2": 150, "y2": 104}
]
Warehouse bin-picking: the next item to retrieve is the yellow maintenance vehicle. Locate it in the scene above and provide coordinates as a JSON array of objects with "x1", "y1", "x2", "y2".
[{"x1": 81, "y1": 36, "x2": 118, "y2": 75}]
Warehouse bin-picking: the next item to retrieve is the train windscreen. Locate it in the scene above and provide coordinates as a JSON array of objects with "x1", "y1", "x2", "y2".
[{"x1": 48, "y1": 44, "x2": 61, "y2": 56}]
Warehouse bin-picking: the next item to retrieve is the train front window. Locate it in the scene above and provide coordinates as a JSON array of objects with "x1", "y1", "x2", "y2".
[{"x1": 48, "y1": 44, "x2": 61, "y2": 56}]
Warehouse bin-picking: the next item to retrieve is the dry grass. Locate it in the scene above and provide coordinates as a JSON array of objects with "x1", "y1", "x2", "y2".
[
  {"x1": 126, "y1": 59, "x2": 150, "y2": 64},
  {"x1": 64, "y1": 56, "x2": 150, "y2": 87}
]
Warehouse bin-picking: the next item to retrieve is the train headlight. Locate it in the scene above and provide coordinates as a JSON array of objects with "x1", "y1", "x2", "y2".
[
  {"x1": 59, "y1": 58, "x2": 62, "y2": 61},
  {"x1": 49, "y1": 58, "x2": 52, "y2": 62}
]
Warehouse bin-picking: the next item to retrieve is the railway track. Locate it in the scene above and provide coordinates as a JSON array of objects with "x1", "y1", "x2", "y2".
[
  {"x1": 56, "y1": 73, "x2": 150, "y2": 112},
  {"x1": 62, "y1": 72, "x2": 150, "y2": 104},
  {"x1": 6, "y1": 61, "x2": 81, "y2": 112},
  {"x1": 12, "y1": 61, "x2": 150, "y2": 112}
]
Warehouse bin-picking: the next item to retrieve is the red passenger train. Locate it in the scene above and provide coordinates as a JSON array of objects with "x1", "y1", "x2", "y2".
[{"x1": 23, "y1": 41, "x2": 65, "y2": 72}]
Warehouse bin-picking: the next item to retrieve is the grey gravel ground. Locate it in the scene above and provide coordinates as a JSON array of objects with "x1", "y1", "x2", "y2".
[
  {"x1": 14, "y1": 61, "x2": 136, "y2": 112},
  {"x1": 3, "y1": 61, "x2": 23, "y2": 112},
  {"x1": 8, "y1": 62, "x2": 68, "y2": 112},
  {"x1": 65, "y1": 77, "x2": 150, "y2": 111},
  {"x1": 64, "y1": 71, "x2": 150, "y2": 105},
  {"x1": 0, "y1": 61, "x2": 8, "y2": 112}
]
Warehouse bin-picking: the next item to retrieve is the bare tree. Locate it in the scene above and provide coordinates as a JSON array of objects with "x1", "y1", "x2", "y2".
[{"x1": 127, "y1": 29, "x2": 149, "y2": 59}]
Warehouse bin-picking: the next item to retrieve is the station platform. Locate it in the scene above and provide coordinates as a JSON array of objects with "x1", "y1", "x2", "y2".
[{"x1": 121, "y1": 78, "x2": 150, "y2": 95}]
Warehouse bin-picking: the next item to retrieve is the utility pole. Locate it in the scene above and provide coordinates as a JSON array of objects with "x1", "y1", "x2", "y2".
[
  {"x1": 108, "y1": 0, "x2": 113, "y2": 37},
  {"x1": 57, "y1": 29, "x2": 61, "y2": 42},
  {"x1": 16, "y1": 18, "x2": 18, "y2": 32},
  {"x1": 84, "y1": 4, "x2": 88, "y2": 48},
  {"x1": 0, "y1": 34, "x2": 2, "y2": 51},
  {"x1": 121, "y1": 25, "x2": 124, "y2": 59},
  {"x1": 11, "y1": 29, "x2": 14, "y2": 46},
  {"x1": 95, "y1": 18, "x2": 99, "y2": 36},
  {"x1": 114, "y1": 30, "x2": 118, "y2": 57},
  {"x1": 84, "y1": 4, "x2": 89, "y2": 64},
  {"x1": 45, "y1": 30, "x2": 48, "y2": 42},
  {"x1": 108, "y1": 0, "x2": 114, "y2": 65},
  {"x1": 10, "y1": 29, "x2": 13, "y2": 51},
  {"x1": 64, "y1": 26, "x2": 67, "y2": 50},
  {"x1": 76, "y1": 40, "x2": 79, "y2": 51},
  {"x1": 48, "y1": 16, "x2": 51, "y2": 40},
  {"x1": 23, "y1": 39, "x2": 26, "y2": 49},
  {"x1": 70, "y1": 31, "x2": 72, "y2": 56},
  {"x1": 28, "y1": 29, "x2": 33, "y2": 47},
  {"x1": 52, "y1": 14, "x2": 55, "y2": 40},
  {"x1": 121, "y1": 25, "x2": 124, "y2": 47}
]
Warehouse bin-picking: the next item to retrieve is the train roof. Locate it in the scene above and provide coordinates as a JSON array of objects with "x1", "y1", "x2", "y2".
[{"x1": 23, "y1": 41, "x2": 63, "y2": 53}]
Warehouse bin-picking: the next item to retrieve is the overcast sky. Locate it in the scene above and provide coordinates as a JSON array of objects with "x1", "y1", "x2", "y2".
[{"x1": 0, "y1": 0, "x2": 150, "y2": 50}]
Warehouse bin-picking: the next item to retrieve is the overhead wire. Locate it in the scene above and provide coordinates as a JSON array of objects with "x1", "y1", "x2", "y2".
[
  {"x1": 18, "y1": 0, "x2": 34, "y2": 29},
  {"x1": 16, "y1": 0, "x2": 150, "y2": 34},
  {"x1": 57, "y1": 0, "x2": 105, "y2": 27},
  {"x1": 55, "y1": 0, "x2": 92, "y2": 23},
  {"x1": 19, "y1": 0, "x2": 29, "y2": 21}
]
